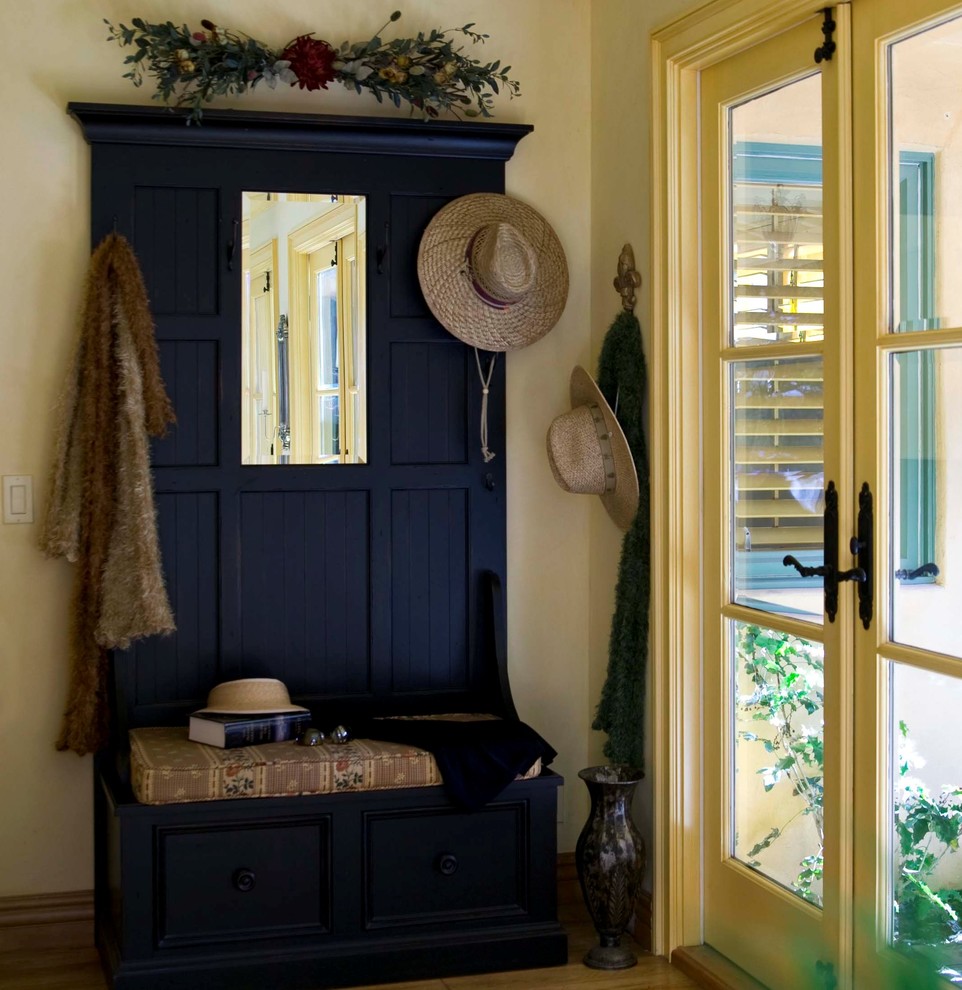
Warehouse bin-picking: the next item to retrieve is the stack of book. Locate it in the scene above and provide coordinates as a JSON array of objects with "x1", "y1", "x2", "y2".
[{"x1": 188, "y1": 706, "x2": 311, "y2": 748}]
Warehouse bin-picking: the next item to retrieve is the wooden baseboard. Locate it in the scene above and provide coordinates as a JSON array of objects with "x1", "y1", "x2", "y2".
[
  {"x1": 0, "y1": 891, "x2": 94, "y2": 952},
  {"x1": 556, "y1": 851, "x2": 653, "y2": 949},
  {"x1": 671, "y1": 945, "x2": 770, "y2": 990},
  {"x1": 0, "y1": 855, "x2": 650, "y2": 957}
]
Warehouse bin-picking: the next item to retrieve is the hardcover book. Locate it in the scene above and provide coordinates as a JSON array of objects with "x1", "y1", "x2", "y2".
[{"x1": 188, "y1": 708, "x2": 311, "y2": 748}]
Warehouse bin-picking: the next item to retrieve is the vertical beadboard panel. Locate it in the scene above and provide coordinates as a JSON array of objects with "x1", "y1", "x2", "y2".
[
  {"x1": 133, "y1": 186, "x2": 219, "y2": 315},
  {"x1": 390, "y1": 489, "x2": 469, "y2": 693},
  {"x1": 240, "y1": 491, "x2": 371, "y2": 695},
  {"x1": 389, "y1": 194, "x2": 450, "y2": 318},
  {"x1": 123, "y1": 492, "x2": 220, "y2": 707},
  {"x1": 390, "y1": 341, "x2": 468, "y2": 465},
  {"x1": 152, "y1": 340, "x2": 219, "y2": 467}
]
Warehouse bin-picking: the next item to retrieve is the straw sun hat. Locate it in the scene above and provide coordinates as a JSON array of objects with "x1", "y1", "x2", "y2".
[
  {"x1": 194, "y1": 678, "x2": 306, "y2": 715},
  {"x1": 546, "y1": 366, "x2": 639, "y2": 531},
  {"x1": 417, "y1": 193, "x2": 569, "y2": 352}
]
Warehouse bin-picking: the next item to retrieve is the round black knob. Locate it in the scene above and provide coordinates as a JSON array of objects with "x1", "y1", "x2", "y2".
[
  {"x1": 233, "y1": 868, "x2": 256, "y2": 893},
  {"x1": 437, "y1": 853, "x2": 459, "y2": 876}
]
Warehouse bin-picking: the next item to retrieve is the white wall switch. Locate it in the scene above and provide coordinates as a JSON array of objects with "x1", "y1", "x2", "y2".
[{"x1": 3, "y1": 475, "x2": 34, "y2": 524}]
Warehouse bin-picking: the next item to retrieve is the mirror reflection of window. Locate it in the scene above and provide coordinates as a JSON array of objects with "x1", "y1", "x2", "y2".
[{"x1": 241, "y1": 192, "x2": 366, "y2": 465}]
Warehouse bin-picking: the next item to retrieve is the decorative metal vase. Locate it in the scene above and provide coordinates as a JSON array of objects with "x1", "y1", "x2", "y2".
[{"x1": 575, "y1": 764, "x2": 646, "y2": 969}]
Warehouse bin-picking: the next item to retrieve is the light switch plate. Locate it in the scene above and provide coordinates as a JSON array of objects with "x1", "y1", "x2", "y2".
[{"x1": 3, "y1": 475, "x2": 34, "y2": 524}]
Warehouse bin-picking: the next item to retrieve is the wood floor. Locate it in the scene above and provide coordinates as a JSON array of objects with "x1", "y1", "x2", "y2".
[{"x1": 0, "y1": 922, "x2": 698, "y2": 990}]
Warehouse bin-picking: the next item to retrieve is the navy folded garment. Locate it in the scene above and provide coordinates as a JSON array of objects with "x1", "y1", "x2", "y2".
[{"x1": 354, "y1": 717, "x2": 557, "y2": 811}]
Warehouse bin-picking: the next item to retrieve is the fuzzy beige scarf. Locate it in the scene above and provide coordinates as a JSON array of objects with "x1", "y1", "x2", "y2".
[{"x1": 41, "y1": 233, "x2": 176, "y2": 755}]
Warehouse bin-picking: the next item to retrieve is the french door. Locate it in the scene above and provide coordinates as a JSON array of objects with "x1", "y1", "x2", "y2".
[
  {"x1": 853, "y1": 1, "x2": 962, "y2": 986},
  {"x1": 700, "y1": 2, "x2": 962, "y2": 988},
  {"x1": 701, "y1": 13, "x2": 851, "y2": 988}
]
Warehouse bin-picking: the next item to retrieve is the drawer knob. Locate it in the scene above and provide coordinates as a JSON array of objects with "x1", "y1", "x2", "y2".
[
  {"x1": 233, "y1": 868, "x2": 256, "y2": 893},
  {"x1": 436, "y1": 853, "x2": 459, "y2": 877}
]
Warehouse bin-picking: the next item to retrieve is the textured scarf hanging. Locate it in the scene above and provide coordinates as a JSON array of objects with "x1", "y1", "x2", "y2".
[
  {"x1": 41, "y1": 232, "x2": 176, "y2": 756},
  {"x1": 591, "y1": 310, "x2": 650, "y2": 769}
]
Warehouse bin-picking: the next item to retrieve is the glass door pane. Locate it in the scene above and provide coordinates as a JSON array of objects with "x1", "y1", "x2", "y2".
[
  {"x1": 733, "y1": 355, "x2": 825, "y2": 621},
  {"x1": 890, "y1": 346, "x2": 960, "y2": 657},
  {"x1": 731, "y1": 74, "x2": 824, "y2": 347},
  {"x1": 890, "y1": 663, "x2": 962, "y2": 979},
  {"x1": 890, "y1": 14, "x2": 962, "y2": 332},
  {"x1": 733, "y1": 619, "x2": 825, "y2": 904}
]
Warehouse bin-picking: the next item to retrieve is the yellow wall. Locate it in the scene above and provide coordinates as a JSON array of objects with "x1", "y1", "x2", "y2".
[
  {"x1": 0, "y1": 0, "x2": 596, "y2": 897},
  {"x1": 0, "y1": 0, "x2": 696, "y2": 898},
  {"x1": 589, "y1": 0, "x2": 693, "y2": 887}
]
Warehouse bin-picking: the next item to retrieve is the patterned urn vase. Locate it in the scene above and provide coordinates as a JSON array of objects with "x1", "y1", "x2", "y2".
[{"x1": 575, "y1": 764, "x2": 646, "y2": 969}]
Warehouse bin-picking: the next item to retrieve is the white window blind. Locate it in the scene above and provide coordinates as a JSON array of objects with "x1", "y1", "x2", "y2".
[{"x1": 732, "y1": 175, "x2": 825, "y2": 555}]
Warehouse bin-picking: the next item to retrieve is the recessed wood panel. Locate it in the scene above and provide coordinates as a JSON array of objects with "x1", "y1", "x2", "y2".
[
  {"x1": 159, "y1": 818, "x2": 331, "y2": 944},
  {"x1": 364, "y1": 804, "x2": 526, "y2": 927},
  {"x1": 123, "y1": 492, "x2": 220, "y2": 707},
  {"x1": 240, "y1": 491, "x2": 371, "y2": 695},
  {"x1": 133, "y1": 186, "x2": 219, "y2": 315},
  {"x1": 390, "y1": 489, "x2": 469, "y2": 693},
  {"x1": 390, "y1": 194, "x2": 450, "y2": 318},
  {"x1": 152, "y1": 340, "x2": 218, "y2": 467},
  {"x1": 390, "y1": 341, "x2": 468, "y2": 464}
]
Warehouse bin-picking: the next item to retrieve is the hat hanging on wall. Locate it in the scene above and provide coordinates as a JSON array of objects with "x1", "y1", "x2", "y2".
[
  {"x1": 417, "y1": 192, "x2": 569, "y2": 352},
  {"x1": 418, "y1": 192, "x2": 569, "y2": 462},
  {"x1": 546, "y1": 366, "x2": 639, "y2": 531}
]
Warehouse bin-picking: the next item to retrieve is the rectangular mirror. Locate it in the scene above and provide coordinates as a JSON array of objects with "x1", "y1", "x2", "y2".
[{"x1": 242, "y1": 191, "x2": 366, "y2": 464}]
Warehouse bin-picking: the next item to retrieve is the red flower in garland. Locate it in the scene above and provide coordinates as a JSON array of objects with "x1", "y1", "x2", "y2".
[{"x1": 281, "y1": 34, "x2": 338, "y2": 91}]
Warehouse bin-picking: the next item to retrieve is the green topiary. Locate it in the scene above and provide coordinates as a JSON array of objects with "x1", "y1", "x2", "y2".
[{"x1": 591, "y1": 310, "x2": 650, "y2": 769}]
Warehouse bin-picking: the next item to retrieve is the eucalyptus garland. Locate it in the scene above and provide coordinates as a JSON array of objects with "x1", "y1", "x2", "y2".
[{"x1": 105, "y1": 11, "x2": 520, "y2": 123}]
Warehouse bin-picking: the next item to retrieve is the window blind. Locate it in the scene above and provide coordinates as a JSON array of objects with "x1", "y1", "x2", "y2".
[{"x1": 731, "y1": 172, "x2": 825, "y2": 557}]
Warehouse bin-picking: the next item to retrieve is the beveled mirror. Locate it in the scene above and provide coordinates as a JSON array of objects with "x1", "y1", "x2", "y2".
[{"x1": 241, "y1": 191, "x2": 366, "y2": 464}]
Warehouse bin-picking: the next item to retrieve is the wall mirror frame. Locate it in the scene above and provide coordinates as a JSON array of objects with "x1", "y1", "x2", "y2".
[{"x1": 242, "y1": 191, "x2": 367, "y2": 466}]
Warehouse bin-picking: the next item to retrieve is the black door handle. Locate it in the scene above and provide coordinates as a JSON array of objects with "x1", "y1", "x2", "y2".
[
  {"x1": 853, "y1": 483, "x2": 873, "y2": 630},
  {"x1": 782, "y1": 555, "x2": 827, "y2": 579},
  {"x1": 780, "y1": 481, "x2": 872, "y2": 626},
  {"x1": 895, "y1": 562, "x2": 938, "y2": 581}
]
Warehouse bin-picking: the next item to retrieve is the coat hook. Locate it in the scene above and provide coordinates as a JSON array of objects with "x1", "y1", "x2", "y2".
[{"x1": 613, "y1": 243, "x2": 642, "y2": 312}]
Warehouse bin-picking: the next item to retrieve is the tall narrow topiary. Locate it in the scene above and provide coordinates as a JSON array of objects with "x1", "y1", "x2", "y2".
[{"x1": 591, "y1": 310, "x2": 650, "y2": 769}]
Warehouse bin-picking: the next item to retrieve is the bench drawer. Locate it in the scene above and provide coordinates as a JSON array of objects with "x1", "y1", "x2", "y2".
[
  {"x1": 158, "y1": 817, "x2": 331, "y2": 946},
  {"x1": 364, "y1": 802, "x2": 527, "y2": 928}
]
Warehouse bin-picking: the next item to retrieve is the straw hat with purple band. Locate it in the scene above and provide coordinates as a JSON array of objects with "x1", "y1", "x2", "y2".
[
  {"x1": 417, "y1": 192, "x2": 569, "y2": 352},
  {"x1": 546, "y1": 366, "x2": 639, "y2": 531},
  {"x1": 194, "y1": 678, "x2": 307, "y2": 715}
]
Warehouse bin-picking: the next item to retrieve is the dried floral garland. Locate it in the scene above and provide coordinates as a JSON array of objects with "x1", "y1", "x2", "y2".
[{"x1": 105, "y1": 12, "x2": 520, "y2": 123}]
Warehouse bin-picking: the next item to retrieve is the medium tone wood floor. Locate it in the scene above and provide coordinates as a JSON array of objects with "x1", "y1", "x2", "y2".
[{"x1": 0, "y1": 921, "x2": 698, "y2": 990}]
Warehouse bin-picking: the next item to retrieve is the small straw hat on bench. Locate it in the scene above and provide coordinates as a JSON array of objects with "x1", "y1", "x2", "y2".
[{"x1": 194, "y1": 678, "x2": 305, "y2": 714}]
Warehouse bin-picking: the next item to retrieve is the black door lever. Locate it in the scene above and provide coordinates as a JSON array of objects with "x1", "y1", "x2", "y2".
[
  {"x1": 780, "y1": 481, "x2": 871, "y2": 624},
  {"x1": 895, "y1": 562, "x2": 939, "y2": 581}
]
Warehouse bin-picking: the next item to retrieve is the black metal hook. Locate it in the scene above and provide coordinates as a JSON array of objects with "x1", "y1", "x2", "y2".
[
  {"x1": 226, "y1": 217, "x2": 239, "y2": 271},
  {"x1": 375, "y1": 221, "x2": 390, "y2": 275},
  {"x1": 814, "y1": 8, "x2": 836, "y2": 64}
]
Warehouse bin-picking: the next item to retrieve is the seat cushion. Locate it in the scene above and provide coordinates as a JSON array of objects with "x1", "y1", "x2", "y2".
[{"x1": 130, "y1": 720, "x2": 540, "y2": 806}]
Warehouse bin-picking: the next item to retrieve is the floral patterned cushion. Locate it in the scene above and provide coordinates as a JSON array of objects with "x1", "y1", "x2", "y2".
[{"x1": 129, "y1": 720, "x2": 540, "y2": 806}]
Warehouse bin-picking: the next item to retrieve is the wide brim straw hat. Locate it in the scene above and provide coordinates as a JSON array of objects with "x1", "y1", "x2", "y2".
[
  {"x1": 417, "y1": 193, "x2": 569, "y2": 352},
  {"x1": 546, "y1": 366, "x2": 639, "y2": 531},
  {"x1": 194, "y1": 678, "x2": 307, "y2": 715}
]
